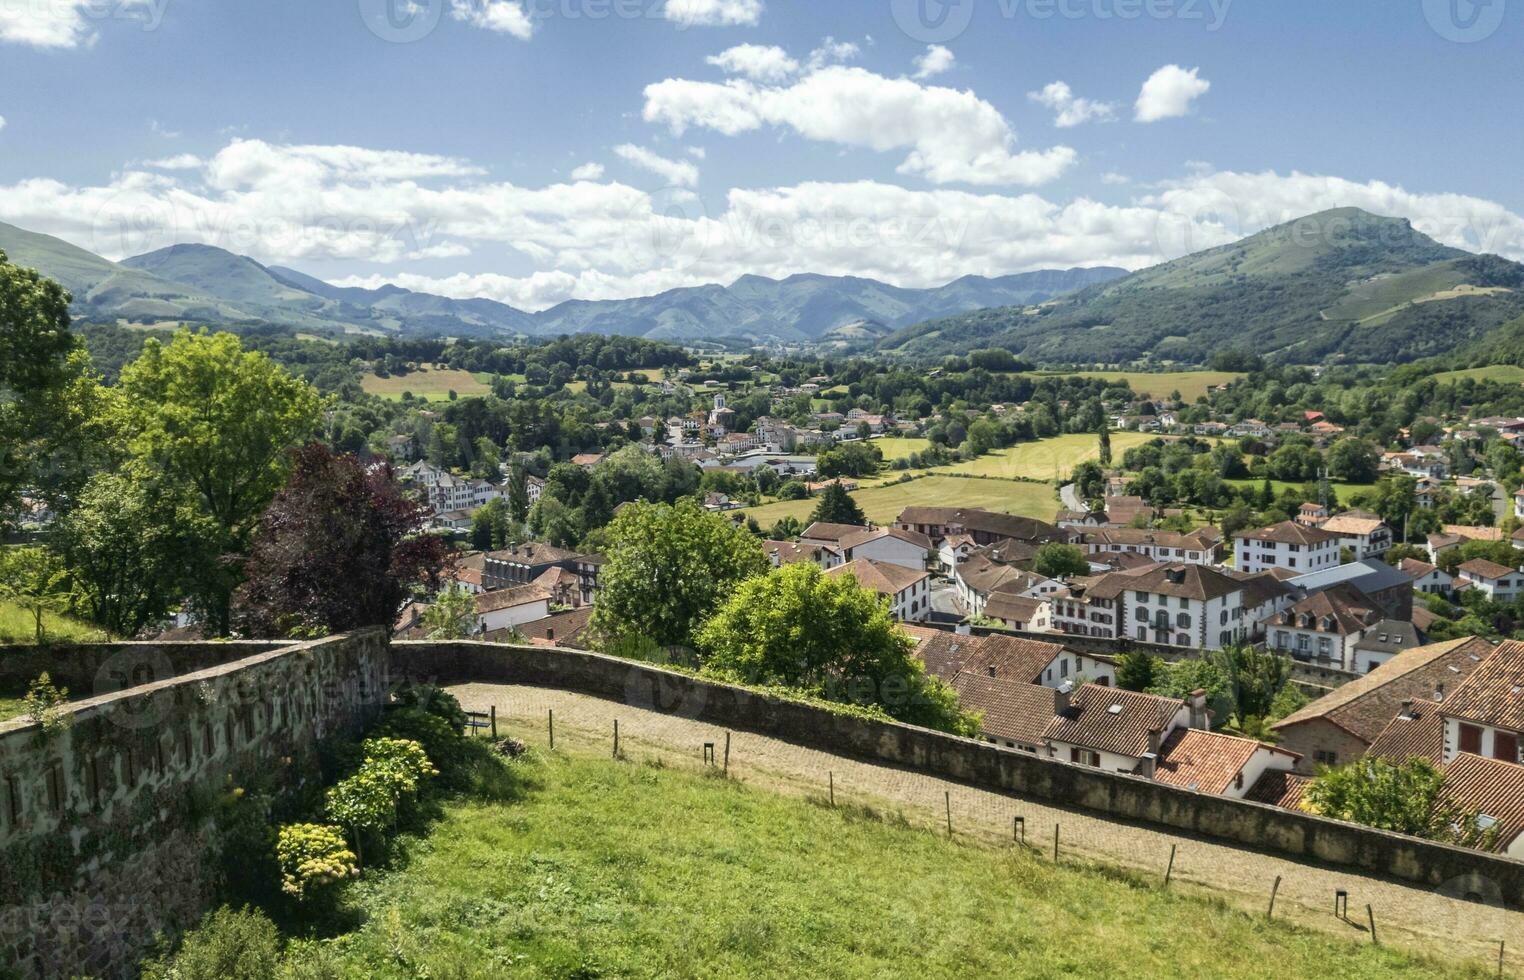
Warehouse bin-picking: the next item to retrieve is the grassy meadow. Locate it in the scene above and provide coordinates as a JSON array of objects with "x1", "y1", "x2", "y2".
[
  {"x1": 1033, "y1": 370, "x2": 1243, "y2": 402},
  {"x1": 271, "y1": 749, "x2": 1471, "y2": 979},
  {"x1": 360, "y1": 367, "x2": 494, "y2": 401},
  {"x1": 1432, "y1": 365, "x2": 1524, "y2": 386},
  {"x1": 744, "y1": 475, "x2": 1059, "y2": 528},
  {"x1": 0, "y1": 599, "x2": 105, "y2": 645}
]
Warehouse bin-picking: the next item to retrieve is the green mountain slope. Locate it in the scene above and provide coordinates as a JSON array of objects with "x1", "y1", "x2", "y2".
[{"x1": 881, "y1": 208, "x2": 1524, "y2": 366}]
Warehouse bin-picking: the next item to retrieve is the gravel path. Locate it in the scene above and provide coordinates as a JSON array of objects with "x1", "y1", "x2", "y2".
[{"x1": 451, "y1": 682, "x2": 1523, "y2": 971}]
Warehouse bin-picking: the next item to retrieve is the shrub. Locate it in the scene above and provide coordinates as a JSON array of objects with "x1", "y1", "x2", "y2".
[
  {"x1": 392, "y1": 682, "x2": 469, "y2": 732},
  {"x1": 362, "y1": 737, "x2": 438, "y2": 798},
  {"x1": 140, "y1": 906, "x2": 280, "y2": 980},
  {"x1": 275, "y1": 823, "x2": 358, "y2": 900},
  {"x1": 375, "y1": 708, "x2": 470, "y2": 788}
]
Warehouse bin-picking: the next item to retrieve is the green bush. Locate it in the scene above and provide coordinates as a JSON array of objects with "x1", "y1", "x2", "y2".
[
  {"x1": 275, "y1": 823, "x2": 358, "y2": 900},
  {"x1": 392, "y1": 682, "x2": 469, "y2": 732},
  {"x1": 375, "y1": 708, "x2": 470, "y2": 788},
  {"x1": 140, "y1": 906, "x2": 280, "y2": 980}
]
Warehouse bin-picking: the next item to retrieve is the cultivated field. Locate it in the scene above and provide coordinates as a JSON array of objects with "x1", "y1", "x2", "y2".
[
  {"x1": 744, "y1": 476, "x2": 1058, "y2": 529},
  {"x1": 277, "y1": 733, "x2": 1479, "y2": 978},
  {"x1": 360, "y1": 367, "x2": 493, "y2": 401}
]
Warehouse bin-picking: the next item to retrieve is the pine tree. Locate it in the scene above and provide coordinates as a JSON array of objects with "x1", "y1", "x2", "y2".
[
  {"x1": 810, "y1": 482, "x2": 866, "y2": 526},
  {"x1": 1098, "y1": 424, "x2": 1112, "y2": 467}
]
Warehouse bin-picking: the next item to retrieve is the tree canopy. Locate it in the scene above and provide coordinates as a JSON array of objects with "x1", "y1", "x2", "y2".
[
  {"x1": 697, "y1": 562, "x2": 978, "y2": 735},
  {"x1": 235, "y1": 444, "x2": 450, "y2": 637},
  {"x1": 590, "y1": 499, "x2": 769, "y2": 653}
]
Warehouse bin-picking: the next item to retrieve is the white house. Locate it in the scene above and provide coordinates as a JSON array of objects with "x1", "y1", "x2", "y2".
[
  {"x1": 1153, "y1": 728, "x2": 1301, "y2": 799},
  {"x1": 1318, "y1": 512, "x2": 1393, "y2": 560},
  {"x1": 1233, "y1": 521, "x2": 1341, "y2": 575},
  {"x1": 474, "y1": 584, "x2": 552, "y2": 634},
  {"x1": 825, "y1": 559, "x2": 931, "y2": 623},
  {"x1": 1072, "y1": 527, "x2": 1220, "y2": 566},
  {"x1": 1398, "y1": 557, "x2": 1454, "y2": 596},
  {"x1": 1261, "y1": 582, "x2": 1381, "y2": 672},
  {"x1": 799, "y1": 522, "x2": 933, "y2": 571},
  {"x1": 1116, "y1": 564, "x2": 1249, "y2": 651},
  {"x1": 1042, "y1": 685, "x2": 1202, "y2": 775},
  {"x1": 1456, "y1": 558, "x2": 1524, "y2": 602}
]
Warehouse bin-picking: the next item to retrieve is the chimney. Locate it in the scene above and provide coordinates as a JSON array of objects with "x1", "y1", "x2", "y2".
[
  {"x1": 546, "y1": 627, "x2": 555, "y2": 642},
  {"x1": 1399, "y1": 697, "x2": 1414, "y2": 719},
  {"x1": 1055, "y1": 680, "x2": 1074, "y2": 713},
  {"x1": 1187, "y1": 688, "x2": 1208, "y2": 729},
  {"x1": 986, "y1": 665, "x2": 997, "y2": 678},
  {"x1": 1137, "y1": 753, "x2": 1157, "y2": 779}
]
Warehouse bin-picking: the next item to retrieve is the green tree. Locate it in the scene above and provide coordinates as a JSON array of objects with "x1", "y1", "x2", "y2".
[
  {"x1": 471, "y1": 497, "x2": 511, "y2": 551},
  {"x1": 0, "y1": 546, "x2": 72, "y2": 643},
  {"x1": 507, "y1": 461, "x2": 531, "y2": 523},
  {"x1": 1302, "y1": 756, "x2": 1499, "y2": 847},
  {"x1": 1147, "y1": 658, "x2": 1233, "y2": 725},
  {"x1": 1114, "y1": 650, "x2": 1161, "y2": 692},
  {"x1": 1213, "y1": 643, "x2": 1293, "y2": 725},
  {"x1": 422, "y1": 583, "x2": 478, "y2": 639},
  {"x1": 111, "y1": 331, "x2": 324, "y2": 633},
  {"x1": 697, "y1": 562, "x2": 979, "y2": 735},
  {"x1": 1098, "y1": 424, "x2": 1112, "y2": 467},
  {"x1": 1033, "y1": 542, "x2": 1090, "y2": 579},
  {"x1": 55, "y1": 473, "x2": 217, "y2": 639},
  {"x1": 809, "y1": 482, "x2": 866, "y2": 526},
  {"x1": 1325, "y1": 437, "x2": 1381, "y2": 483},
  {"x1": 591, "y1": 499, "x2": 768, "y2": 652},
  {"x1": 0, "y1": 250, "x2": 101, "y2": 517}
]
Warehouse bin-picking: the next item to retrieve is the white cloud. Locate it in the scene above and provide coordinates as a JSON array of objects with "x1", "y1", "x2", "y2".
[
  {"x1": 662, "y1": 0, "x2": 763, "y2": 27},
  {"x1": 912, "y1": 45, "x2": 954, "y2": 80},
  {"x1": 1027, "y1": 81, "x2": 1117, "y2": 128},
  {"x1": 570, "y1": 162, "x2": 605, "y2": 180},
  {"x1": 0, "y1": 115, "x2": 6, "y2": 132},
  {"x1": 614, "y1": 144, "x2": 700, "y2": 187},
  {"x1": 706, "y1": 43, "x2": 798, "y2": 82},
  {"x1": 643, "y1": 64, "x2": 1075, "y2": 186},
  {"x1": 806, "y1": 36, "x2": 858, "y2": 70},
  {"x1": 1100, "y1": 172, "x2": 1130, "y2": 185},
  {"x1": 1135, "y1": 65, "x2": 1210, "y2": 123},
  {"x1": 145, "y1": 153, "x2": 202, "y2": 170},
  {"x1": 6, "y1": 137, "x2": 1523, "y2": 314},
  {"x1": 0, "y1": 0, "x2": 166, "y2": 48},
  {"x1": 686, "y1": 146, "x2": 706, "y2": 159},
  {"x1": 449, "y1": 0, "x2": 534, "y2": 39}
]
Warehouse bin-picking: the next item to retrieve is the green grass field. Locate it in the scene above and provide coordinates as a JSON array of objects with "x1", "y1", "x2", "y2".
[
  {"x1": 1047, "y1": 370, "x2": 1243, "y2": 402},
  {"x1": 869, "y1": 436, "x2": 932, "y2": 461},
  {"x1": 0, "y1": 599, "x2": 105, "y2": 645},
  {"x1": 744, "y1": 476, "x2": 1058, "y2": 529},
  {"x1": 1432, "y1": 365, "x2": 1524, "y2": 386},
  {"x1": 1223, "y1": 478, "x2": 1370, "y2": 506},
  {"x1": 360, "y1": 367, "x2": 493, "y2": 401},
  {"x1": 270, "y1": 750, "x2": 1465, "y2": 979}
]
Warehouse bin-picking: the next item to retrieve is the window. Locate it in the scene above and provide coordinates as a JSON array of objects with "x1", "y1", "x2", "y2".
[
  {"x1": 1176, "y1": 612, "x2": 1191, "y2": 628},
  {"x1": 1495, "y1": 731, "x2": 1518, "y2": 763},
  {"x1": 1176, "y1": 633, "x2": 1189, "y2": 646},
  {"x1": 1459, "y1": 723, "x2": 1483, "y2": 755},
  {"x1": 1135, "y1": 606, "x2": 1148, "y2": 621},
  {"x1": 1315, "y1": 750, "x2": 1338, "y2": 766}
]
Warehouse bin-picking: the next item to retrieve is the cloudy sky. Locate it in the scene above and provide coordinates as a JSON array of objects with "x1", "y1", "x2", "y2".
[{"x1": 0, "y1": 0, "x2": 1520, "y2": 310}]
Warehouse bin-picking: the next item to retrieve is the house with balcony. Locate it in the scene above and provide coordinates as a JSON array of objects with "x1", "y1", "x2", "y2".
[{"x1": 1233, "y1": 521, "x2": 1341, "y2": 575}]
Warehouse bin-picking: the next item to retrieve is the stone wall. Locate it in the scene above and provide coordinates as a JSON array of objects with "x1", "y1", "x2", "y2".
[
  {"x1": 0, "y1": 641, "x2": 288, "y2": 700},
  {"x1": 395, "y1": 640, "x2": 1524, "y2": 905},
  {"x1": 0, "y1": 630, "x2": 388, "y2": 979}
]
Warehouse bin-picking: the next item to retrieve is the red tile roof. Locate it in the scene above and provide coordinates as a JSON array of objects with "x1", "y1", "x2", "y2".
[
  {"x1": 1041, "y1": 684, "x2": 1183, "y2": 759},
  {"x1": 1154, "y1": 728, "x2": 1294, "y2": 795}
]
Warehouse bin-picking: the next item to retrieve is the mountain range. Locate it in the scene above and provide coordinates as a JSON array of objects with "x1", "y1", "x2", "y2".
[
  {"x1": 879, "y1": 208, "x2": 1524, "y2": 366},
  {"x1": 5, "y1": 208, "x2": 1522, "y2": 366},
  {"x1": 0, "y1": 220, "x2": 1122, "y2": 346}
]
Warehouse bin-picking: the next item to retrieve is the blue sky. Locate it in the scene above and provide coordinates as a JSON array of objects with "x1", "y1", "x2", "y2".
[{"x1": 0, "y1": 0, "x2": 1520, "y2": 310}]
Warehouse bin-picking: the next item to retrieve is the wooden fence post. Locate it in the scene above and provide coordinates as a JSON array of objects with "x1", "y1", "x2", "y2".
[{"x1": 1164, "y1": 844, "x2": 1176, "y2": 887}]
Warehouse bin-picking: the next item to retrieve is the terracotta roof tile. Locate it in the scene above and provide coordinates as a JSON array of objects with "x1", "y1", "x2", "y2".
[
  {"x1": 1041, "y1": 684, "x2": 1183, "y2": 759},
  {"x1": 1443, "y1": 753, "x2": 1524, "y2": 850},
  {"x1": 950, "y1": 674, "x2": 1058, "y2": 746},
  {"x1": 1439, "y1": 639, "x2": 1524, "y2": 731},
  {"x1": 1244, "y1": 770, "x2": 1312, "y2": 810},
  {"x1": 1155, "y1": 729, "x2": 1294, "y2": 795}
]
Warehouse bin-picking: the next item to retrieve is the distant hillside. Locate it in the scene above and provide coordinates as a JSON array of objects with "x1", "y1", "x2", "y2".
[
  {"x1": 0, "y1": 219, "x2": 1121, "y2": 345},
  {"x1": 526, "y1": 267, "x2": 1126, "y2": 343},
  {"x1": 881, "y1": 208, "x2": 1524, "y2": 366}
]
